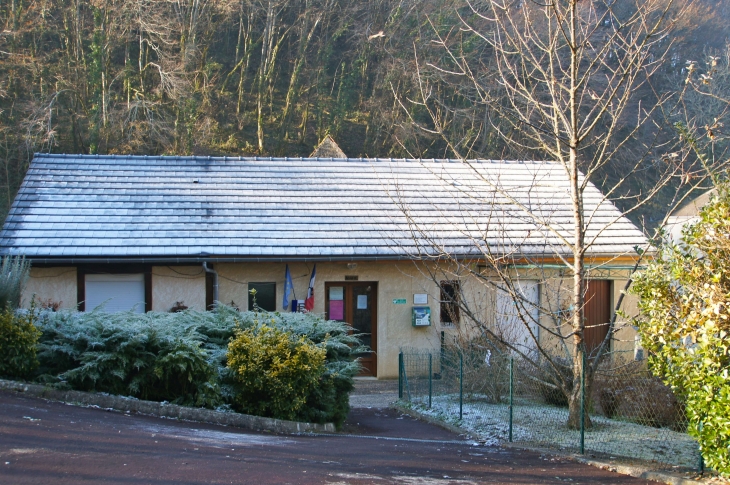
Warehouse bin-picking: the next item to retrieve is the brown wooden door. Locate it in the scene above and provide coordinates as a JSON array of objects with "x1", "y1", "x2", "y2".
[
  {"x1": 325, "y1": 282, "x2": 378, "y2": 377},
  {"x1": 584, "y1": 280, "x2": 611, "y2": 356}
]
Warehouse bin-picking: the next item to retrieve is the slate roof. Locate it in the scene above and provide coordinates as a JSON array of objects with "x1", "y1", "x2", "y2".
[{"x1": 0, "y1": 153, "x2": 646, "y2": 263}]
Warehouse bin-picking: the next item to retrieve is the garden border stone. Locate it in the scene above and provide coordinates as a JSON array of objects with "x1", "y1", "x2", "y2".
[
  {"x1": 0, "y1": 378, "x2": 336, "y2": 434},
  {"x1": 393, "y1": 401, "x2": 717, "y2": 485}
]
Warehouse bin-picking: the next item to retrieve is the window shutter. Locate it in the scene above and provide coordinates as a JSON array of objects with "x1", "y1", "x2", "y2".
[{"x1": 85, "y1": 273, "x2": 146, "y2": 313}]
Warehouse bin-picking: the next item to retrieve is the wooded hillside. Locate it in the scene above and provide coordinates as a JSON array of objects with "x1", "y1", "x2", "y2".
[{"x1": 1, "y1": 0, "x2": 728, "y2": 222}]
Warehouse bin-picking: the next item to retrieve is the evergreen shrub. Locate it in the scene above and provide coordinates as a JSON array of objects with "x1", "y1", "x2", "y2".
[
  {"x1": 223, "y1": 310, "x2": 362, "y2": 427},
  {"x1": 34, "y1": 305, "x2": 362, "y2": 426},
  {"x1": 36, "y1": 309, "x2": 221, "y2": 407},
  {"x1": 227, "y1": 324, "x2": 326, "y2": 420},
  {"x1": 0, "y1": 307, "x2": 41, "y2": 379}
]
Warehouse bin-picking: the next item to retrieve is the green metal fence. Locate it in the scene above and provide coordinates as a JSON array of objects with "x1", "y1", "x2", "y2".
[{"x1": 398, "y1": 344, "x2": 702, "y2": 472}]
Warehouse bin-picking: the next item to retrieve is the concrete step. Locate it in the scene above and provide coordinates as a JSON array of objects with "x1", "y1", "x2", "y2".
[{"x1": 352, "y1": 378, "x2": 398, "y2": 395}]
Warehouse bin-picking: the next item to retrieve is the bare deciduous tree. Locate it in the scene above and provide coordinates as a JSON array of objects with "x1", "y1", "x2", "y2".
[{"x1": 395, "y1": 0, "x2": 730, "y2": 428}]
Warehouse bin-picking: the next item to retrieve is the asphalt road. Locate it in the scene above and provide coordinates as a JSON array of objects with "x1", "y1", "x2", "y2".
[{"x1": 0, "y1": 391, "x2": 654, "y2": 484}]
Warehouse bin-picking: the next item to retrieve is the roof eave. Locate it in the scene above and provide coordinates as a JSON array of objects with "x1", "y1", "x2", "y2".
[
  {"x1": 22, "y1": 254, "x2": 415, "y2": 265},
  {"x1": 20, "y1": 251, "x2": 639, "y2": 266}
]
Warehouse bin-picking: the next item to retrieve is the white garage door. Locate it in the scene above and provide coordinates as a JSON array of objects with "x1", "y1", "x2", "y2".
[{"x1": 85, "y1": 273, "x2": 146, "y2": 313}]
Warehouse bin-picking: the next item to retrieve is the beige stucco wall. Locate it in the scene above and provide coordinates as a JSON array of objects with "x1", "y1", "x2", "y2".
[
  {"x1": 23, "y1": 267, "x2": 77, "y2": 309},
  {"x1": 151, "y1": 266, "x2": 206, "y2": 312},
  {"x1": 215, "y1": 262, "x2": 644, "y2": 378},
  {"x1": 21, "y1": 261, "x2": 643, "y2": 377},
  {"x1": 612, "y1": 281, "x2": 641, "y2": 359}
]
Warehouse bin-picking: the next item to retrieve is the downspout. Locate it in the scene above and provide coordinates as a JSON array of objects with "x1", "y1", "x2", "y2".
[{"x1": 202, "y1": 262, "x2": 219, "y2": 308}]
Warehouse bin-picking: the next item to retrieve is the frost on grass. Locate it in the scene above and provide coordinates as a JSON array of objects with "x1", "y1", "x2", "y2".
[{"x1": 405, "y1": 394, "x2": 700, "y2": 469}]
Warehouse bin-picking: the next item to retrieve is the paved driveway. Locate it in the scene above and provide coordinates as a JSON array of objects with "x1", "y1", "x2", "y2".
[{"x1": 0, "y1": 391, "x2": 654, "y2": 484}]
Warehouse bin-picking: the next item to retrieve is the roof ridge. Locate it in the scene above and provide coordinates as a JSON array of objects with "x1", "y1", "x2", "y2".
[{"x1": 32, "y1": 153, "x2": 552, "y2": 164}]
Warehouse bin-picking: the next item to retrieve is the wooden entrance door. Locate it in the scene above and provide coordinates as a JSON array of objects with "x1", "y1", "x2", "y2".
[
  {"x1": 584, "y1": 280, "x2": 611, "y2": 356},
  {"x1": 325, "y1": 282, "x2": 378, "y2": 377}
]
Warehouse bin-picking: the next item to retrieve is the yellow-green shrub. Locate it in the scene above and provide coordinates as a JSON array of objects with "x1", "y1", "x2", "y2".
[
  {"x1": 0, "y1": 308, "x2": 41, "y2": 379},
  {"x1": 227, "y1": 324, "x2": 326, "y2": 421}
]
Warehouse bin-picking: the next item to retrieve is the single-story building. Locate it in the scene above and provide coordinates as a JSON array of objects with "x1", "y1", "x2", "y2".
[{"x1": 0, "y1": 149, "x2": 647, "y2": 378}]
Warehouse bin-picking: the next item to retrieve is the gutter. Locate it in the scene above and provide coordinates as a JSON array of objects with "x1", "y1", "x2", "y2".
[
  {"x1": 508, "y1": 264, "x2": 644, "y2": 271},
  {"x1": 19, "y1": 250, "x2": 644, "y2": 273},
  {"x1": 18, "y1": 253, "x2": 636, "y2": 266},
  {"x1": 21, "y1": 255, "x2": 415, "y2": 265},
  {"x1": 202, "y1": 262, "x2": 219, "y2": 305}
]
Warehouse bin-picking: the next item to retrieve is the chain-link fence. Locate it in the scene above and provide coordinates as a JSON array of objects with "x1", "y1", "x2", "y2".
[{"x1": 399, "y1": 342, "x2": 702, "y2": 472}]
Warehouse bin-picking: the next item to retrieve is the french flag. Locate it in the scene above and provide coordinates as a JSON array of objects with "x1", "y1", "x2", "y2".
[{"x1": 304, "y1": 264, "x2": 316, "y2": 312}]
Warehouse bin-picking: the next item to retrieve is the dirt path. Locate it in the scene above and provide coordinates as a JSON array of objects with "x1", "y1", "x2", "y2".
[{"x1": 0, "y1": 391, "x2": 655, "y2": 484}]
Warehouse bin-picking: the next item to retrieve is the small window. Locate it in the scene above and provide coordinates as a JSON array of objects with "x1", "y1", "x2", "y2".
[
  {"x1": 440, "y1": 281, "x2": 461, "y2": 325},
  {"x1": 248, "y1": 282, "x2": 276, "y2": 312}
]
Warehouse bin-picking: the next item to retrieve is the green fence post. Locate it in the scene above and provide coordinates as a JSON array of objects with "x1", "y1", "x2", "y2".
[
  {"x1": 428, "y1": 354, "x2": 433, "y2": 409},
  {"x1": 580, "y1": 350, "x2": 586, "y2": 455},
  {"x1": 459, "y1": 351, "x2": 463, "y2": 420},
  {"x1": 698, "y1": 421, "x2": 705, "y2": 474},
  {"x1": 440, "y1": 331, "x2": 445, "y2": 375},
  {"x1": 509, "y1": 355, "x2": 514, "y2": 443},
  {"x1": 399, "y1": 352, "x2": 403, "y2": 400},
  {"x1": 402, "y1": 355, "x2": 411, "y2": 402}
]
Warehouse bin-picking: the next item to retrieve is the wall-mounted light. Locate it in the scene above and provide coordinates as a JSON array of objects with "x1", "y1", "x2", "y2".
[{"x1": 347, "y1": 263, "x2": 357, "y2": 270}]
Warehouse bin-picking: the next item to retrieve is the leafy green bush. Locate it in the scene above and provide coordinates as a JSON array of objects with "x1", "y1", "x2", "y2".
[
  {"x1": 631, "y1": 185, "x2": 730, "y2": 475},
  {"x1": 0, "y1": 255, "x2": 30, "y2": 311},
  {"x1": 196, "y1": 308, "x2": 362, "y2": 425},
  {"x1": 0, "y1": 308, "x2": 41, "y2": 378},
  {"x1": 227, "y1": 324, "x2": 326, "y2": 420}
]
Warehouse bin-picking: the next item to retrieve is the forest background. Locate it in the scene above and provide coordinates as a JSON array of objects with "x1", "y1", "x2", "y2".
[{"x1": 1, "y1": 0, "x2": 729, "y2": 223}]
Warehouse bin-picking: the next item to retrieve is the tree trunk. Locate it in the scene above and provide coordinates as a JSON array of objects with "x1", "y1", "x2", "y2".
[
  {"x1": 566, "y1": 0, "x2": 590, "y2": 431},
  {"x1": 257, "y1": 1, "x2": 276, "y2": 153},
  {"x1": 280, "y1": 9, "x2": 321, "y2": 142},
  {"x1": 566, "y1": 351, "x2": 592, "y2": 430},
  {"x1": 234, "y1": 7, "x2": 253, "y2": 118}
]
